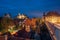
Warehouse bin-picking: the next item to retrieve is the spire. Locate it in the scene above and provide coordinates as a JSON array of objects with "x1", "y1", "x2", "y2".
[
  {"x1": 4, "y1": 13, "x2": 11, "y2": 18},
  {"x1": 18, "y1": 13, "x2": 21, "y2": 16}
]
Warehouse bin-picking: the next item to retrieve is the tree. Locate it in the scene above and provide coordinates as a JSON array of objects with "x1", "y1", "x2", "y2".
[{"x1": 1, "y1": 17, "x2": 15, "y2": 33}]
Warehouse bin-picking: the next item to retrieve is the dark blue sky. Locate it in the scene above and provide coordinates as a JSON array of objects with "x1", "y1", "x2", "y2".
[{"x1": 0, "y1": 0, "x2": 60, "y2": 18}]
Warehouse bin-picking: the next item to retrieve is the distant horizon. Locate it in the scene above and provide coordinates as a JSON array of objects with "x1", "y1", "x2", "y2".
[{"x1": 0, "y1": 11, "x2": 60, "y2": 18}]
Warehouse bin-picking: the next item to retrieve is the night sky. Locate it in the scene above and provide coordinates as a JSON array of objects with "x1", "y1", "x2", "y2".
[{"x1": 0, "y1": 0, "x2": 60, "y2": 18}]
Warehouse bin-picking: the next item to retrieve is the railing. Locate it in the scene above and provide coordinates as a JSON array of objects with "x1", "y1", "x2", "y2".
[
  {"x1": 0, "y1": 36, "x2": 5, "y2": 40},
  {"x1": 45, "y1": 21, "x2": 57, "y2": 40}
]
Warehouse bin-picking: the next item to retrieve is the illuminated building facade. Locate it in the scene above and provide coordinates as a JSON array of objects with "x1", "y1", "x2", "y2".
[{"x1": 43, "y1": 12, "x2": 60, "y2": 23}]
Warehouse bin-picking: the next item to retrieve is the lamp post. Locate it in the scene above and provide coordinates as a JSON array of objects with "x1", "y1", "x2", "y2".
[{"x1": 43, "y1": 12, "x2": 45, "y2": 22}]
